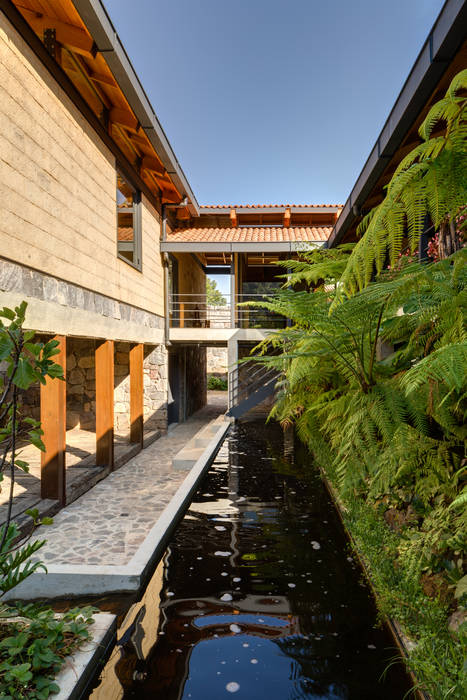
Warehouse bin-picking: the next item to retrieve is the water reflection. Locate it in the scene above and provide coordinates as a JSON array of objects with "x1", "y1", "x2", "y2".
[{"x1": 91, "y1": 422, "x2": 411, "y2": 699}]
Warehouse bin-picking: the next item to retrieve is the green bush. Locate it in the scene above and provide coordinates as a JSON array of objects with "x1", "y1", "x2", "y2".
[
  {"x1": 0, "y1": 604, "x2": 95, "y2": 699},
  {"x1": 0, "y1": 302, "x2": 95, "y2": 697},
  {"x1": 207, "y1": 375, "x2": 228, "y2": 391}
]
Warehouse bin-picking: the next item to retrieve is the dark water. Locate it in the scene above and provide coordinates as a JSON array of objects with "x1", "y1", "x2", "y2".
[{"x1": 118, "y1": 422, "x2": 412, "y2": 699}]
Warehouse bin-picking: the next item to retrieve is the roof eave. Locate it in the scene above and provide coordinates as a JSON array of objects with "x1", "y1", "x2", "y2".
[
  {"x1": 71, "y1": 0, "x2": 199, "y2": 216},
  {"x1": 327, "y1": 0, "x2": 467, "y2": 248},
  {"x1": 160, "y1": 241, "x2": 326, "y2": 253}
]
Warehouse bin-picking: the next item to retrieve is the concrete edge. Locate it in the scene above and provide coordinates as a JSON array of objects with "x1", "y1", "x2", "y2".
[
  {"x1": 128, "y1": 419, "x2": 231, "y2": 583},
  {"x1": 54, "y1": 612, "x2": 116, "y2": 700},
  {"x1": 6, "y1": 420, "x2": 231, "y2": 599}
]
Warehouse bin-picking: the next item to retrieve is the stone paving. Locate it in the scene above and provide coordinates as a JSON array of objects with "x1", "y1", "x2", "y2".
[
  {"x1": 29, "y1": 393, "x2": 227, "y2": 568},
  {"x1": 0, "y1": 428, "x2": 147, "y2": 528}
]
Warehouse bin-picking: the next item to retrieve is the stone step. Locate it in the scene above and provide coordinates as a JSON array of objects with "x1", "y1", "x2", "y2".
[{"x1": 172, "y1": 417, "x2": 227, "y2": 471}]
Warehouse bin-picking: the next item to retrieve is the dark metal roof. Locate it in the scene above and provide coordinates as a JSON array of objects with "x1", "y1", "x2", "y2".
[{"x1": 327, "y1": 0, "x2": 467, "y2": 248}]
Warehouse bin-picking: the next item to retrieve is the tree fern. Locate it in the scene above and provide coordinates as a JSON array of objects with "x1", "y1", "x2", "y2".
[{"x1": 339, "y1": 69, "x2": 467, "y2": 295}]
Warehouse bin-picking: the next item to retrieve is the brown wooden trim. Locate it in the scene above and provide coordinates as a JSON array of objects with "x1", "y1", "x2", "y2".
[
  {"x1": 129, "y1": 343, "x2": 144, "y2": 447},
  {"x1": 40, "y1": 335, "x2": 66, "y2": 504},
  {"x1": 95, "y1": 339, "x2": 114, "y2": 468},
  {"x1": 18, "y1": 7, "x2": 95, "y2": 57}
]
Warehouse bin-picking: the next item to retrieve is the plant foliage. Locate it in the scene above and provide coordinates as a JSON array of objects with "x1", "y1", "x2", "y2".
[
  {"x1": 340, "y1": 69, "x2": 467, "y2": 294},
  {"x1": 0, "y1": 604, "x2": 95, "y2": 699},
  {"x1": 247, "y1": 243, "x2": 467, "y2": 697}
]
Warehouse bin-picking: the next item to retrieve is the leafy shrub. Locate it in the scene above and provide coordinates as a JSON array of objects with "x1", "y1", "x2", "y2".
[
  {"x1": 0, "y1": 604, "x2": 95, "y2": 700},
  {"x1": 0, "y1": 303, "x2": 95, "y2": 696},
  {"x1": 207, "y1": 375, "x2": 228, "y2": 391}
]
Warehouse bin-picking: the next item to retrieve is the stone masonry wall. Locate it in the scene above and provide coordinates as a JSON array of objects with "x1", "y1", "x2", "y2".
[
  {"x1": 144, "y1": 345, "x2": 168, "y2": 433},
  {"x1": 206, "y1": 306, "x2": 229, "y2": 375},
  {"x1": 207, "y1": 347, "x2": 228, "y2": 375},
  {"x1": 114, "y1": 343, "x2": 130, "y2": 435},
  {"x1": 67, "y1": 338, "x2": 96, "y2": 431}
]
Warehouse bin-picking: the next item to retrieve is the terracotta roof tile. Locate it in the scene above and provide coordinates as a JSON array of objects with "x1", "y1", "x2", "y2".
[
  {"x1": 168, "y1": 226, "x2": 332, "y2": 243},
  {"x1": 200, "y1": 203, "x2": 342, "y2": 209}
]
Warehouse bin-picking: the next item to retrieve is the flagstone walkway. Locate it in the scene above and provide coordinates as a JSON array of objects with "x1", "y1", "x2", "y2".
[{"x1": 28, "y1": 393, "x2": 228, "y2": 569}]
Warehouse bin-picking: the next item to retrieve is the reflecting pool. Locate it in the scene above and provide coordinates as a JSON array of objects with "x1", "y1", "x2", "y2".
[{"x1": 101, "y1": 421, "x2": 412, "y2": 699}]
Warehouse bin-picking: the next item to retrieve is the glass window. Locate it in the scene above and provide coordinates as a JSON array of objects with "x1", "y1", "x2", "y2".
[{"x1": 117, "y1": 171, "x2": 142, "y2": 270}]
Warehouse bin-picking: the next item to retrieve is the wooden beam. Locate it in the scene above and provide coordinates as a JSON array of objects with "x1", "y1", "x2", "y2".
[
  {"x1": 40, "y1": 335, "x2": 66, "y2": 504},
  {"x1": 110, "y1": 107, "x2": 139, "y2": 131},
  {"x1": 95, "y1": 340, "x2": 114, "y2": 468},
  {"x1": 141, "y1": 155, "x2": 166, "y2": 176},
  {"x1": 284, "y1": 207, "x2": 291, "y2": 228},
  {"x1": 230, "y1": 208, "x2": 237, "y2": 228},
  {"x1": 64, "y1": 49, "x2": 111, "y2": 109},
  {"x1": 18, "y1": 7, "x2": 95, "y2": 57},
  {"x1": 90, "y1": 70, "x2": 117, "y2": 88},
  {"x1": 129, "y1": 344, "x2": 144, "y2": 447}
]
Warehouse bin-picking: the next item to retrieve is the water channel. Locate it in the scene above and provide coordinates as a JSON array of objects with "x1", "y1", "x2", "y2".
[{"x1": 88, "y1": 421, "x2": 412, "y2": 699}]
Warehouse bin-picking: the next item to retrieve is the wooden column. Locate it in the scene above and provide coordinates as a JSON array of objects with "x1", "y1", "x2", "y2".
[
  {"x1": 95, "y1": 340, "x2": 114, "y2": 468},
  {"x1": 130, "y1": 343, "x2": 144, "y2": 447},
  {"x1": 40, "y1": 335, "x2": 66, "y2": 504}
]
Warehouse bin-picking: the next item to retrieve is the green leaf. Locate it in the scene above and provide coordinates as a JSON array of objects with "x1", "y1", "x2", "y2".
[
  {"x1": 12, "y1": 358, "x2": 36, "y2": 390},
  {"x1": 0, "y1": 333, "x2": 14, "y2": 360},
  {"x1": 0, "y1": 307, "x2": 16, "y2": 321},
  {"x1": 455, "y1": 575, "x2": 467, "y2": 599}
]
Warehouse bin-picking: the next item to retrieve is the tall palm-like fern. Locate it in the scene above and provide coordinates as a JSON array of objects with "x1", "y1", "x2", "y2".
[
  {"x1": 340, "y1": 69, "x2": 467, "y2": 294},
  {"x1": 248, "y1": 247, "x2": 466, "y2": 540}
]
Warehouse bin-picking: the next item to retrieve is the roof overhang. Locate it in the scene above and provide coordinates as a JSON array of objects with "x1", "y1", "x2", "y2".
[
  {"x1": 71, "y1": 0, "x2": 199, "y2": 216},
  {"x1": 201, "y1": 206, "x2": 341, "y2": 215},
  {"x1": 160, "y1": 241, "x2": 325, "y2": 253},
  {"x1": 327, "y1": 0, "x2": 467, "y2": 248}
]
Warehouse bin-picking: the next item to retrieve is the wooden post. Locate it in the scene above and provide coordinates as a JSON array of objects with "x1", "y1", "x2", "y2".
[
  {"x1": 130, "y1": 343, "x2": 144, "y2": 447},
  {"x1": 40, "y1": 335, "x2": 66, "y2": 504},
  {"x1": 95, "y1": 340, "x2": 114, "y2": 468}
]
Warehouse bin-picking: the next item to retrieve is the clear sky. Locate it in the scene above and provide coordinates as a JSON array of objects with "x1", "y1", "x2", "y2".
[{"x1": 103, "y1": 0, "x2": 445, "y2": 207}]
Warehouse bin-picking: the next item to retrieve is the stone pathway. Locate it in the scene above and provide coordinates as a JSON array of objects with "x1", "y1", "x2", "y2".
[
  {"x1": 0, "y1": 428, "x2": 153, "y2": 528},
  {"x1": 29, "y1": 394, "x2": 227, "y2": 568}
]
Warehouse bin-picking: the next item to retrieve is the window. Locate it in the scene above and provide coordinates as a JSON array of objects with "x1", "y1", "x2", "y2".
[{"x1": 117, "y1": 171, "x2": 142, "y2": 270}]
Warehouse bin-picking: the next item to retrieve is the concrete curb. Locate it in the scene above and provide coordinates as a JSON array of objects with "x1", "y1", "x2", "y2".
[
  {"x1": 6, "y1": 420, "x2": 231, "y2": 600},
  {"x1": 54, "y1": 613, "x2": 116, "y2": 700}
]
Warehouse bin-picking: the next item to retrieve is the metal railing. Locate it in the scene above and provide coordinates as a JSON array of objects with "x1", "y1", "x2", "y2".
[
  {"x1": 228, "y1": 354, "x2": 280, "y2": 410},
  {"x1": 168, "y1": 293, "x2": 286, "y2": 329}
]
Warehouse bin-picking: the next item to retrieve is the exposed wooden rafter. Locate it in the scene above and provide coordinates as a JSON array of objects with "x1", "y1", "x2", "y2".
[
  {"x1": 18, "y1": 6, "x2": 95, "y2": 57},
  {"x1": 110, "y1": 107, "x2": 139, "y2": 131},
  {"x1": 64, "y1": 48, "x2": 111, "y2": 109},
  {"x1": 13, "y1": 0, "x2": 187, "y2": 212},
  {"x1": 141, "y1": 155, "x2": 165, "y2": 176}
]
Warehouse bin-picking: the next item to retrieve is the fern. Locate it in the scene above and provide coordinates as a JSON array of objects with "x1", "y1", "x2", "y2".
[{"x1": 338, "y1": 69, "x2": 467, "y2": 295}]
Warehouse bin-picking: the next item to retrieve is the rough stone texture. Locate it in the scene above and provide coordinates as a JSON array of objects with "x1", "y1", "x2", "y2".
[
  {"x1": 0, "y1": 260, "x2": 164, "y2": 330},
  {"x1": 113, "y1": 342, "x2": 130, "y2": 434},
  {"x1": 67, "y1": 338, "x2": 96, "y2": 431},
  {"x1": 207, "y1": 346, "x2": 228, "y2": 374},
  {"x1": 207, "y1": 305, "x2": 231, "y2": 329},
  {"x1": 143, "y1": 344, "x2": 168, "y2": 433}
]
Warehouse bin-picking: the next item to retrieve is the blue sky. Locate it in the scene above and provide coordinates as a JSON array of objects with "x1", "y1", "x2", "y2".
[{"x1": 103, "y1": 0, "x2": 444, "y2": 206}]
